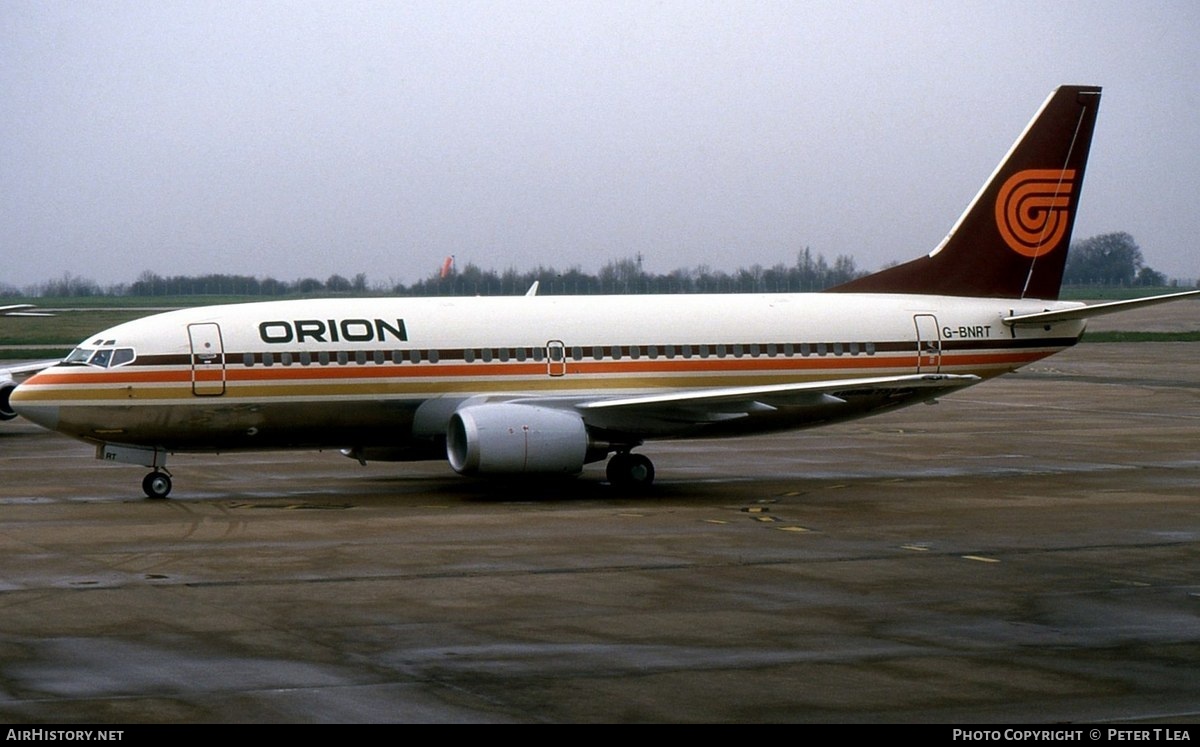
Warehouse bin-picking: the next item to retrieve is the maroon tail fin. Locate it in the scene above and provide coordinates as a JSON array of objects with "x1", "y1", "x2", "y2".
[{"x1": 829, "y1": 85, "x2": 1102, "y2": 300}]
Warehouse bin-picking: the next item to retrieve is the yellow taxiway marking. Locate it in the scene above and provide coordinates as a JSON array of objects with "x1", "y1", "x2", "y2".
[{"x1": 962, "y1": 555, "x2": 1000, "y2": 563}]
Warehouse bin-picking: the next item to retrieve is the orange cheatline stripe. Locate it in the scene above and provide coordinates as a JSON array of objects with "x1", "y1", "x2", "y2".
[{"x1": 28, "y1": 369, "x2": 193, "y2": 385}]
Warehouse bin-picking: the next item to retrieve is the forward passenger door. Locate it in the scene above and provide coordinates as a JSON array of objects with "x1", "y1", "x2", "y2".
[{"x1": 188, "y1": 323, "x2": 226, "y2": 396}]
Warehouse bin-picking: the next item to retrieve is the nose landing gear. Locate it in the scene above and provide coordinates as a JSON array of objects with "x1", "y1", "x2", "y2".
[{"x1": 95, "y1": 444, "x2": 173, "y2": 500}]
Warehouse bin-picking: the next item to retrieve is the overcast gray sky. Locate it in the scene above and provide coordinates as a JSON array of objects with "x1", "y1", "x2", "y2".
[{"x1": 3, "y1": 0, "x2": 1197, "y2": 289}]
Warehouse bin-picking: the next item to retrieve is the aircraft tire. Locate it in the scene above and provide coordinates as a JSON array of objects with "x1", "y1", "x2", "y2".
[
  {"x1": 606, "y1": 452, "x2": 655, "y2": 489},
  {"x1": 142, "y1": 471, "x2": 172, "y2": 500}
]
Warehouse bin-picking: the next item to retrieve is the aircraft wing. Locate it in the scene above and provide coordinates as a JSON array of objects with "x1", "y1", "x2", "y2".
[
  {"x1": 1004, "y1": 289, "x2": 1200, "y2": 326},
  {"x1": 0, "y1": 304, "x2": 54, "y2": 317},
  {"x1": 1, "y1": 360, "x2": 61, "y2": 378},
  {"x1": 571, "y1": 373, "x2": 981, "y2": 433}
]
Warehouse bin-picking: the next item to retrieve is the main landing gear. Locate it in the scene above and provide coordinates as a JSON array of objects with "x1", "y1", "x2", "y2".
[
  {"x1": 606, "y1": 451, "x2": 655, "y2": 490},
  {"x1": 142, "y1": 470, "x2": 173, "y2": 500}
]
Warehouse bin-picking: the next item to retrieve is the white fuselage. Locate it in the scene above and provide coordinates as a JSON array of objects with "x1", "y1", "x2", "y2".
[{"x1": 12, "y1": 292, "x2": 1085, "y2": 455}]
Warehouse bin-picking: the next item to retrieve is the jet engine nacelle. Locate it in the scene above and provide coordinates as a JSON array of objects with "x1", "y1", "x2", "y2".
[
  {"x1": 447, "y1": 403, "x2": 588, "y2": 476},
  {"x1": 0, "y1": 379, "x2": 18, "y2": 420}
]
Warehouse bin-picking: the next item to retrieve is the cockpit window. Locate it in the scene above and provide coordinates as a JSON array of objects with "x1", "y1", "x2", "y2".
[
  {"x1": 90, "y1": 349, "x2": 114, "y2": 368},
  {"x1": 63, "y1": 347, "x2": 137, "y2": 369},
  {"x1": 65, "y1": 347, "x2": 93, "y2": 365},
  {"x1": 109, "y1": 348, "x2": 136, "y2": 367}
]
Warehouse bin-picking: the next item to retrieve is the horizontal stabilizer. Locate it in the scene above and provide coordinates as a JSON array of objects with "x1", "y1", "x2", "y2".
[{"x1": 1004, "y1": 290, "x2": 1200, "y2": 326}]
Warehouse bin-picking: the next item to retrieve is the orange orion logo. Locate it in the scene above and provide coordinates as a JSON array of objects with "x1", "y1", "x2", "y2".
[{"x1": 994, "y1": 169, "x2": 1075, "y2": 258}]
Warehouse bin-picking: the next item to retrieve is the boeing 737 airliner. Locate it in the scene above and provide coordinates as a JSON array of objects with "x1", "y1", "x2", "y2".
[{"x1": 9, "y1": 86, "x2": 1199, "y2": 497}]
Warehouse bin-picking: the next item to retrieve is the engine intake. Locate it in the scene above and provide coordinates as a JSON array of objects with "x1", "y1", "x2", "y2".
[
  {"x1": 447, "y1": 403, "x2": 588, "y2": 476},
  {"x1": 0, "y1": 380, "x2": 18, "y2": 421}
]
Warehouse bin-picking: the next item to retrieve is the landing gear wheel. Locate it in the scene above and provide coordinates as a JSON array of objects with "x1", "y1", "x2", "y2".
[
  {"x1": 142, "y1": 471, "x2": 172, "y2": 500},
  {"x1": 606, "y1": 452, "x2": 655, "y2": 490}
]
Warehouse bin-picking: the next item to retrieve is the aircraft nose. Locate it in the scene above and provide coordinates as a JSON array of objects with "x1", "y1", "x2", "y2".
[{"x1": 9, "y1": 384, "x2": 60, "y2": 430}]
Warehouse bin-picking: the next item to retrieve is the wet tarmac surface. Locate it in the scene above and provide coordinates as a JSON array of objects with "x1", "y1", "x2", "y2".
[{"x1": 0, "y1": 342, "x2": 1198, "y2": 723}]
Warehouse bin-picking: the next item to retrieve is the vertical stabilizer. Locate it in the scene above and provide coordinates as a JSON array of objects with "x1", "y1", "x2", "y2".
[{"x1": 830, "y1": 86, "x2": 1101, "y2": 299}]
